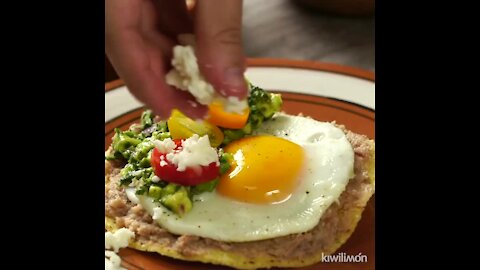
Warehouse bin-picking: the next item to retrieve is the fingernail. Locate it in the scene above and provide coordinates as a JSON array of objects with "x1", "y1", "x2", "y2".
[
  {"x1": 224, "y1": 67, "x2": 245, "y2": 87},
  {"x1": 222, "y1": 67, "x2": 247, "y2": 98}
]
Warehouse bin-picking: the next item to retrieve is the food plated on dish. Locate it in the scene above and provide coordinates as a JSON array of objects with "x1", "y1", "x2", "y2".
[{"x1": 105, "y1": 38, "x2": 375, "y2": 269}]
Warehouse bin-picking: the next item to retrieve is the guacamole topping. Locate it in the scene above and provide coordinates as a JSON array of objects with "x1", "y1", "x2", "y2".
[{"x1": 106, "y1": 83, "x2": 282, "y2": 216}]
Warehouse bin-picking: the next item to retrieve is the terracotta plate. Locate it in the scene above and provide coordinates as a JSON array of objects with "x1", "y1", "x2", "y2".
[{"x1": 105, "y1": 58, "x2": 375, "y2": 270}]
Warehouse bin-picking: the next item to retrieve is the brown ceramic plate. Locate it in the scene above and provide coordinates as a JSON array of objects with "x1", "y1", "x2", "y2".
[{"x1": 105, "y1": 58, "x2": 375, "y2": 270}]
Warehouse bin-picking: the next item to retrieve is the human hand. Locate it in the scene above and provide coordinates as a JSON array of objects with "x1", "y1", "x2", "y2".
[{"x1": 105, "y1": 0, "x2": 247, "y2": 119}]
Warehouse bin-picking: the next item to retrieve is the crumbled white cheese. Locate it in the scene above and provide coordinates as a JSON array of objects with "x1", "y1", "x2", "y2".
[
  {"x1": 151, "y1": 175, "x2": 160, "y2": 183},
  {"x1": 104, "y1": 228, "x2": 135, "y2": 270},
  {"x1": 224, "y1": 96, "x2": 248, "y2": 113},
  {"x1": 153, "y1": 138, "x2": 176, "y2": 153},
  {"x1": 165, "y1": 34, "x2": 248, "y2": 114},
  {"x1": 105, "y1": 228, "x2": 135, "y2": 252},
  {"x1": 168, "y1": 134, "x2": 219, "y2": 171},
  {"x1": 130, "y1": 170, "x2": 142, "y2": 177},
  {"x1": 166, "y1": 45, "x2": 215, "y2": 105},
  {"x1": 153, "y1": 135, "x2": 219, "y2": 172},
  {"x1": 105, "y1": 250, "x2": 125, "y2": 270}
]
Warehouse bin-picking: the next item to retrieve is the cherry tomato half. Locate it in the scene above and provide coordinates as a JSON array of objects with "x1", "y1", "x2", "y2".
[{"x1": 150, "y1": 140, "x2": 220, "y2": 186}]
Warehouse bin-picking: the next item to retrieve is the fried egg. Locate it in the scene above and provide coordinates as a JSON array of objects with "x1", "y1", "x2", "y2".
[{"x1": 136, "y1": 113, "x2": 354, "y2": 242}]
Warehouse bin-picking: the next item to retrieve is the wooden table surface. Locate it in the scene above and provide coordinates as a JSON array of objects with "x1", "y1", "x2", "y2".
[{"x1": 105, "y1": 0, "x2": 374, "y2": 82}]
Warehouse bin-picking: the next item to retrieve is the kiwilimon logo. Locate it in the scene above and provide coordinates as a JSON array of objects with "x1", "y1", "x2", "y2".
[{"x1": 321, "y1": 252, "x2": 368, "y2": 263}]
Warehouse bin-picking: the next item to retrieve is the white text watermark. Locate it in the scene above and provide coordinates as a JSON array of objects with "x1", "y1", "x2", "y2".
[{"x1": 321, "y1": 252, "x2": 368, "y2": 263}]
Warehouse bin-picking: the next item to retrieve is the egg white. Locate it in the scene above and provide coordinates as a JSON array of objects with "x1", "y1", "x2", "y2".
[{"x1": 134, "y1": 113, "x2": 354, "y2": 242}]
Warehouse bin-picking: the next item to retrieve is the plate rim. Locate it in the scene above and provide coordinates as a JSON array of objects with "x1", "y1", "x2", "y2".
[
  {"x1": 105, "y1": 58, "x2": 375, "y2": 269},
  {"x1": 105, "y1": 58, "x2": 375, "y2": 91}
]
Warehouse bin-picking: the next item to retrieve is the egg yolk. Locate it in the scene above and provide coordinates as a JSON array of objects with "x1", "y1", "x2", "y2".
[{"x1": 217, "y1": 135, "x2": 305, "y2": 204}]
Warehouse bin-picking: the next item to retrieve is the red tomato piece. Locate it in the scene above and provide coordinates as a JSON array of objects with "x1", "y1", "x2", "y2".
[{"x1": 150, "y1": 140, "x2": 219, "y2": 186}]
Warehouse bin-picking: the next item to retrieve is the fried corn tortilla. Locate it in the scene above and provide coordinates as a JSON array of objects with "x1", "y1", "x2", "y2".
[{"x1": 105, "y1": 125, "x2": 375, "y2": 269}]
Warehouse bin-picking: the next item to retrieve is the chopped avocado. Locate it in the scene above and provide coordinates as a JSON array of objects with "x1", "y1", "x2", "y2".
[
  {"x1": 162, "y1": 183, "x2": 179, "y2": 196},
  {"x1": 137, "y1": 156, "x2": 151, "y2": 168},
  {"x1": 222, "y1": 129, "x2": 245, "y2": 145},
  {"x1": 156, "y1": 121, "x2": 168, "y2": 133},
  {"x1": 141, "y1": 110, "x2": 154, "y2": 128},
  {"x1": 191, "y1": 178, "x2": 219, "y2": 195},
  {"x1": 111, "y1": 128, "x2": 142, "y2": 159},
  {"x1": 162, "y1": 187, "x2": 193, "y2": 216},
  {"x1": 219, "y1": 152, "x2": 233, "y2": 174},
  {"x1": 109, "y1": 82, "x2": 283, "y2": 217},
  {"x1": 129, "y1": 141, "x2": 154, "y2": 163},
  {"x1": 135, "y1": 185, "x2": 149, "y2": 195},
  {"x1": 151, "y1": 131, "x2": 171, "y2": 140},
  {"x1": 148, "y1": 185, "x2": 163, "y2": 199}
]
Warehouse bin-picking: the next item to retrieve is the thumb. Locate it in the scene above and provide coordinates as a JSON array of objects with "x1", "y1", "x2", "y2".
[{"x1": 194, "y1": 0, "x2": 248, "y2": 99}]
